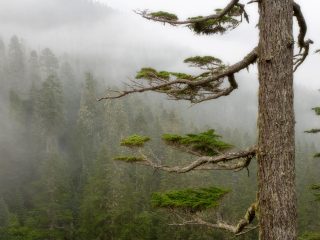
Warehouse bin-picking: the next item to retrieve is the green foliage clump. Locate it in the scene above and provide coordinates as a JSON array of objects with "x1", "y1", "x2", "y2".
[
  {"x1": 120, "y1": 135, "x2": 150, "y2": 147},
  {"x1": 170, "y1": 72, "x2": 194, "y2": 80},
  {"x1": 299, "y1": 232, "x2": 320, "y2": 240},
  {"x1": 136, "y1": 68, "x2": 159, "y2": 80},
  {"x1": 305, "y1": 129, "x2": 320, "y2": 134},
  {"x1": 136, "y1": 68, "x2": 170, "y2": 80},
  {"x1": 162, "y1": 129, "x2": 232, "y2": 156},
  {"x1": 114, "y1": 156, "x2": 145, "y2": 162},
  {"x1": 151, "y1": 187, "x2": 229, "y2": 212},
  {"x1": 313, "y1": 153, "x2": 320, "y2": 158},
  {"x1": 150, "y1": 11, "x2": 178, "y2": 21},
  {"x1": 312, "y1": 107, "x2": 320, "y2": 116},
  {"x1": 136, "y1": 68, "x2": 195, "y2": 81},
  {"x1": 187, "y1": 6, "x2": 242, "y2": 35},
  {"x1": 184, "y1": 56, "x2": 224, "y2": 70}
]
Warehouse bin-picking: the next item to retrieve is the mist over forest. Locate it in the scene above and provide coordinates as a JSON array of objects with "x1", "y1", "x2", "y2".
[{"x1": 0, "y1": 0, "x2": 319, "y2": 239}]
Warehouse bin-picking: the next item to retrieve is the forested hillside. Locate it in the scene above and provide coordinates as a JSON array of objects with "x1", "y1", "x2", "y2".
[{"x1": 0, "y1": 34, "x2": 319, "y2": 240}]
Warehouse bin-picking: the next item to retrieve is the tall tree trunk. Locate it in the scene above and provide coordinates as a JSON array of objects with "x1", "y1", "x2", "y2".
[{"x1": 258, "y1": 0, "x2": 296, "y2": 239}]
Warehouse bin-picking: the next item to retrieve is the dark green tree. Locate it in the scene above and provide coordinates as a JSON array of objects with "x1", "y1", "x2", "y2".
[{"x1": 36, "y1": 74, "x2": 64, "y2": 153}]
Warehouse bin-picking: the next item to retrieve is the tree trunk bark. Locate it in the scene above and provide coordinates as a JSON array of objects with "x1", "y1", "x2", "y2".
[{"x1": 257, "y1": 0, "x2": 296, "y2": 239}]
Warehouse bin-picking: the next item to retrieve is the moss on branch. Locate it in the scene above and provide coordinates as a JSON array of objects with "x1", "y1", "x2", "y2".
[
  {"x1": 162, "y1": 129, "x2": 232, "y2": 156},
  {"x1": 187, "y1": 6, "x2": 242, "y2": 35},
  {"x1": 136, "y1": 68, "x2": 194, "y2": 81},
  {"x1": 120, "y1": 135, "x2": 150, "y2": 147},
  {"x1": 150, "y1": 11, "x2": 178, "y2": 21},
  {"x1": 184, "y1": 56, "x2": 224, "y2": 70},
  {"x1": 151, "y1": 186, "x2": 229, "y2": 212}
]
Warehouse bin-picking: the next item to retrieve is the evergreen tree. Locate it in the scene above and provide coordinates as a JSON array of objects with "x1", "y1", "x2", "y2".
[
  {"x1": 39, "y1": 48, "x2": 59, "y2": 78},
  {"x1": 7, "y1": 35, "x2": 26, "y2": 91},
  {"x1": 37, "y1": 74, "x2": 64, "y2": 153},
  {"x1": 28, "y1": 50, "x2": 41, "y2": 84},
  {"x1": 99, "y1": 1, "x2": 313, "y2": 239}
]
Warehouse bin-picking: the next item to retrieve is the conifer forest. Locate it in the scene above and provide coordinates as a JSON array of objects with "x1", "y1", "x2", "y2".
[{"x1": 0, "y1": 0, "x2": 320, "y2": 239}]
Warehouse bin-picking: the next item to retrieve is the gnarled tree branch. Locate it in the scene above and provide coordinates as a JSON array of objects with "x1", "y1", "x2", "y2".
[
  {"x1": 98, "y1": 48, "x2": 258, "y2": 103},
  {"x1": 134, "y1": 146, "x2": 256, "y2": 173},
  {"x1": 169, "y1": 202, "x2": 258, "y2": 235},
  {"x1": 293, "y1": 1, "x2": 313, "y2": 72},
  {"x1": 135, "y1": 0, "x2": 245, "y2": 25}
]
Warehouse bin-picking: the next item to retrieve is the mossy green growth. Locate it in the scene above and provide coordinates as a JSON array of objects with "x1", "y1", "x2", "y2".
[
  {"x1": 312, "y1": 107, "x2": 320, "y2": 116},
  {"x1": 162, "y1": 129, "x2": 232, "y2": 156},
  {"x1": 120, "y1": 135, "x2": 150, "y2": 147},
  {"x1": 150, "y1": 11, "x2": 178, "y2": 21},
  {"x1": 136, "y1": 68, "x2": 158, "y2": 80},
  {"x1": 114, "y1": 156, "x2": 145, "y2": 162},
  {"x1": 170, "y1": 72, "x2": 194, "y2": 80},
  {"x1": 187, "y1": 7, "x2": 241, "y2": 35},
  {"x1": 188, "y1": 17, "x2": 226, "y2": 35},
  {"x1": 136, "y1": 68, "x2": 170, "y2": 80},
  {"x1": 305, "y1": 129, "x2": 320, "y2": 134},
  {"x1": 184, "y1": 56, "x2": 222, "y2": 67},
  {"x1": 151, "y1": 186, "x2": 229, "y2": 212},
  {"x1": 299, "y1": 232, "x2": 320, "y2": 240},
  {"x1": 136, "y1": 68, "x2": 194, "y2": 81}
]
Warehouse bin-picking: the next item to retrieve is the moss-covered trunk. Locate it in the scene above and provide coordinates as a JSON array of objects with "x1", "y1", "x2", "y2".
[{"x1": 257, "y1": 0, "x2": 296, "y2": 239}]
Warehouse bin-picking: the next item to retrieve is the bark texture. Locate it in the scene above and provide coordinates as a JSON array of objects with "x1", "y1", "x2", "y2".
[{"x1": 258, "y1": 0, "x2": 296, "y2": 239}]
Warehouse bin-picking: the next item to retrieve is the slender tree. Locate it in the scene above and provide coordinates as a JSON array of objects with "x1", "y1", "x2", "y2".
[{"x1": 99, "y1": 1, "x2": 313, "y2": 239}]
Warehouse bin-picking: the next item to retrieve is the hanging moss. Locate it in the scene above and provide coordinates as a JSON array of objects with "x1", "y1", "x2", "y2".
[
  {"x1": 187, "y1": 7, "x2": 242, "y2": 35},
  {"x1": 312, "y1": 107, "x2": 320, "y2": 116},
  {"x1": 305, "y1": 129, "x2": 320, "y2": 134},
  {"x1": 114, "y1": 156, "x2": 145, "y2": 162},
  {"x1": 149, "y1": 11, "x2": 178, "y2": 21},
  {"x1": 188, "y1": 18, "x2": 227, "y2": 35},
  {"x1": 120, "y1": 135, "x2": 150, "y2": 147},
  {"x1": 162, "y1": 129, "x2": 232, "y2": 156},
  {"x1": 151, "y1": 186, "x2": 229, "y2": 212}
]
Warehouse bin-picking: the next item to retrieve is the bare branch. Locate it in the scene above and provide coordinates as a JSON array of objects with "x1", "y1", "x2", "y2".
[
  {"x1": 135, "y1": 0, "x2": 244, "y2": 25},
  {"x1": 293, "y1": 2, "x2": 313, "y2": 72},
  {"x1": 135, "y1": 146, "x2": 256, "y2": 173},
  {"x1": 169, "y1": 202, "x2": 258, "y2": 235},
  {"x1": 98, "y1": 48, "x2": 258, "y2": 102}
]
